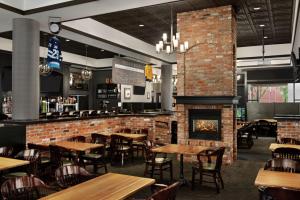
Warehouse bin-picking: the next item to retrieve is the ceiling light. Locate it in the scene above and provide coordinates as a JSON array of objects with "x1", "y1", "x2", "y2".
[
  {"x1": 66, "y1": 39, "x2": 70, "y2": 42},
  {"x1": 259, "y1": 24, "x2": 265, "y2": 27},
  {"x1": 101, "y1": 49, "x2": 105, "y2": 52},
  {"x1": 253, "y1": 7, "x2": 261, "y2": 11},
  {"x1": 264, "y1": 36, "x2": 268, "y2": 39},
  {"x1": 139, "y1": 24, "x2": 144, "y2": 27}
]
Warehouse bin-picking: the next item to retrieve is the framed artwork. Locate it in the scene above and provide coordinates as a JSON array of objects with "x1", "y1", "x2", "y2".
[
  {"x1": 147, "y1": 92, "x2": 150, "y2": 99},
  {"x1": 124, "y1": 88, "x2": 131, "y2": 99}
]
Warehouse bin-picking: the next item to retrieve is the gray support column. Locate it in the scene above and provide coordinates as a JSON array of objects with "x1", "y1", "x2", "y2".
[
  {"x1": 12, "y1": 18, "x2": 40, "y2": 120},
  {"x1": 161, "y1": 64, "x2": 173, "y2": 111}
]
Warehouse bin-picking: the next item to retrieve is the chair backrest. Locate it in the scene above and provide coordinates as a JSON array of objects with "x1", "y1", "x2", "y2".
[
  {"x1": 264, "y1": 158, "x2": 300, "y2": 173},
  {"x1": 198, "y1": 147, "x2": 225, "y2": 171},
  {"x1": 149, "y1": 182, "x2": 180, "y2": 200},
  {"x1": 110, "y1": 135, "x2": 133, "y2": 151},
  {"x1": 81, "y1": 111, "x2": 89, "y2": 117},
  {"x1": 15, "y1": 149, "x2": 40, "y2": 176},
  {"x1": 91, "y1": 133, "x2": 108, "y2": 145},
  {"x1": 1, "y1": 175, "x2": 47, "y2": 200},
  {"x1": 264, "y1": 187, "x2": 300, "y2": 200},
  {"x1": 273, "y1": 147, "x2": 300, "y2": 160},
  {"x1": 279, "y1": 138, "x2": 300, "y2": 145},
  {"x1": 55, "y1": 165, "x2": 91, "y2": 188},
  {"x1": 143, "y1": 140, "x2": 155, "y2": 162},
  {"x1": 89, "y1": 110, "x2": 97, "y2": 116},
  {"x1": 68, "y1": 136, "x2": 86, "y2": 143},
  {"x1": 0, "y1": 146, "x2": 13, "y2": 157},
  {"x1": 122, "y1": 128, "x2": 132, "y2": 133}
]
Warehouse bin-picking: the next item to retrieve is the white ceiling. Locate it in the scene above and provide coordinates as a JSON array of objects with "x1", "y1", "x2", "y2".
[{"x1": 0, "y1": 0, "x2": 73, "y2": 10}]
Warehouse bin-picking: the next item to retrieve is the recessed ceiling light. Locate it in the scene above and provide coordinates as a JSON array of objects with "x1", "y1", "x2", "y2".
[
  {"x1": 253, "y1": 7, "x2": 261, "y2": 11},
  {"x1": 259, "y1": 24, "x2": 265, "y2": 27},
  {"x1": 139, "y1": 24, "x2": 144, "y2": 27},
  {"x1": 101, "y1": 49, "x2": 105, "y2": 52},
  {"x1": 264, "y1": 36, "x2": 268, "y2": 39},
  {"x1": 66, "y1": 39, "x2": 70, "y2": 42}
]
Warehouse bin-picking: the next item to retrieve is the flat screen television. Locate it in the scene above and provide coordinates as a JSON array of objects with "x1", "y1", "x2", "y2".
[
  {"x1": 133, "y1": 86, "x2": 145, "y2": 95},
  {"x1": 40, "y1": 71, "x2": 63, "y2": 93}
]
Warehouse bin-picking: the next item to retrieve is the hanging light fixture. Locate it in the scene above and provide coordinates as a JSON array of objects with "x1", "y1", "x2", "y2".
[
  {"x1": 81, "y1": 44, "x2": 92, "y2": 81},
  {"x1": 155, "y1": 5, "x2": 189, "y2": 54},
  {"x1": 39, "y1": 33, "x2": 52, "y2": 76}
]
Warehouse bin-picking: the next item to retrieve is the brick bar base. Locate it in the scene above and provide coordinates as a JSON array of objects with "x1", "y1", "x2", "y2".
[
  {"x1": 26, "y1": 115, "x2": 174, "y2": 145},
  {"x1": 277, "y1": 119, "x2": 300, "y2": 141}
]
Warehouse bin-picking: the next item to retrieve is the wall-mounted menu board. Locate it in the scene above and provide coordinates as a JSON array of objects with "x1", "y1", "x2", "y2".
[
  {"x1": 112, "y1": 57, "x2": 146, "y2": 87},
  {"x1": 96, "y1": 84, "x2": 118, "y2": 99}
]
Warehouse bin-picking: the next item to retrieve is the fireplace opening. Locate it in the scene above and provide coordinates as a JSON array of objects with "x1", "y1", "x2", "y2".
[{"x1": 189, "y1": 109, "x2": 221, "y2": 140}]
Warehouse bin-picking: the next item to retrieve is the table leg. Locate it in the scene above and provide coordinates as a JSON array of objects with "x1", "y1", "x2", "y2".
[{"x1": 179, "y1": 154, "x2": 184, "y2": 180}]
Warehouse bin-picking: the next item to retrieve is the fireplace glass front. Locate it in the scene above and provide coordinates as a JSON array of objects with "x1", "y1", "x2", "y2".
[{"x1": 189, "y1": 109, "x2": 221, "y2": 140}]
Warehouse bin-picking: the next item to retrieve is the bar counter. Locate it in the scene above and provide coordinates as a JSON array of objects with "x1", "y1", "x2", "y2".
[
  {"x1": 1, "y1": 112, "x2": 175, "y2": 145},
  {"x1": 2, "y1": 112, "x2": 173, "y2": 125}
]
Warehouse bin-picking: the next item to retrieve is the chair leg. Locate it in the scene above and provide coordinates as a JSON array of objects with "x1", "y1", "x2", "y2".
[
  {"x1": 121, "y1": 153, "x2": 124, "y2": 166},
  {"x1": 218, "y1": 172, "x2": 224, "y2": 189},
  {"x1": 160, "y1": 166, "x2": 163, "y2": 180},
  {"x1": 199, "y1": 172, "x2": 202, "y2": 186},
  {"x1": 144, "y1": 164, "x2": 149, "y2": 177},
  {"x1": 170, "y1": 162, "x2": 173, "y2": 181},
  {"x1": 150, "y1": 165, "x2": 154, "y2": 178},
  {"x1": 213, "y1": 173, "x2": 220, "y2": 193},
  {"x1": 191, "y1": 169, "x2": 195, "y2": 190},
  {"x1": 93, "y1": 164, "x2": 97, "y2": 174}
]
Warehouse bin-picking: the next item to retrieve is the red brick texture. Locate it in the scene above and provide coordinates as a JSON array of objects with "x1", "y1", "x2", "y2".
[
  {"x1": 277, "y1": 120, "x2": 300, "y2": 141},
  {"x1": 26, "y1": 115, "x2": 174, "y2": 145},
  {"x1": 176, "y1": 6, "x2": 237, "y2": 164}
]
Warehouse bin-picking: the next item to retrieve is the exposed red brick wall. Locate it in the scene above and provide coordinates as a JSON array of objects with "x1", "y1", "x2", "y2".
[
  {"x1": 277, "y1": 120, "x2": 300, "y2": 141},
  {"x1": 26, "y1": 115, "x2": 174, "y2": 145},
  {"x1": 176, "y1": 6, "x2": 237, "y2": 164}
]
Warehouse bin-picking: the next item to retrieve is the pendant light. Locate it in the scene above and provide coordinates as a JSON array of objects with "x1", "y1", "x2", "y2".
[
  {"x1": 39, "y1": 33, "x2": 52, "y2": 76},
  {"x1": 81, "y1": 44, "x2": 92, "y2": 81}
]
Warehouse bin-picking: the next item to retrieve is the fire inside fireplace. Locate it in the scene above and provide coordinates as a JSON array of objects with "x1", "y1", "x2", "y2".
[{"x1": 189, "y1": 109, "x2": 221, "y2": 140}]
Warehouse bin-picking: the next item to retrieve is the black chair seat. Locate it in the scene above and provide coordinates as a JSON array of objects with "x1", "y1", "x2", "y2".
[{"x1": 82, "y1": 153, "x2": 103, "y2": 160}]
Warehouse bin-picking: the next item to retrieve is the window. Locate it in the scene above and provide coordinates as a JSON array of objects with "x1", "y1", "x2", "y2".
[{"x1": 248, "y1": 84, "x2": 288, "y2": 103}]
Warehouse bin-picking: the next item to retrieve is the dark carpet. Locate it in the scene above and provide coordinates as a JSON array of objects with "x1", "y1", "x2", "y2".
[{"x1": 104, "y1": 137, "x2": 274, "y2": 200}]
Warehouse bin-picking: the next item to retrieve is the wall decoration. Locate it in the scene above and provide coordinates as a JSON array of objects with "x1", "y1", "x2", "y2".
[{"x1": 124, "y1": 88, "x2": 131, "y2": 99}]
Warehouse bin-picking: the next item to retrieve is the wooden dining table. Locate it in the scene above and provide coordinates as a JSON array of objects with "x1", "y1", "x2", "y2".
[
  {"x1": 255, "y1": 168, "x2": 300, "y2": 190},
  {"x1": 52, "y1": 141, "x2": 103, "y2": 152},
  {"x1": 152, "y1": 144, "x2": 210, "y2": 184},
  {"x1": 0, "y1": 157, "x2": 29, "y2": 171},
  {"x1": 269, "y1": 143, "x2": 300, "y2": 151},
  {"x1": 39, "y1": 173, "x2": 155, "y2": 200}
]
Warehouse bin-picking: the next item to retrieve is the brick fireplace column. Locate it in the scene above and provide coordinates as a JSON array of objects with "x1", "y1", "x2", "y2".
[{"x1": 176, "y1": 6, "x2": 237, "y2": 164}]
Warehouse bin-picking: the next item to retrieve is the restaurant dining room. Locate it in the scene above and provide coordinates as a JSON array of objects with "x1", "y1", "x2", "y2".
[{"x1": 0, "y1": 0, "x2": 300, "y2": 200}]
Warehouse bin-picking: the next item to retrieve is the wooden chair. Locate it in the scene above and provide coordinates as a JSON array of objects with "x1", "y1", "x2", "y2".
[
  {"x1": 264, "y1": 158, "x2": 300, "y2": 173},
  {"x1": 110, "y1": 134, "x2": 133, "y2": 166},
  {"x1": 91, "y1": 133, "x2": 110, "y2": 155},
  {"x1": 0, "y1": 146, "x2": 13, "y2": 157},
  {"x1": 146, "y1": 182, "x2": 180, "y2": 200},
  {"x1": 143, "y1": 140, "x2": 173, "y2": 181},
  {"x1": 192, "y1": 147, "x2": 225, "y2": 193},
  {"x1": 1, "y1": 175, "x2": 53, "y2": 200},
  {"x1": 262, "y1": 187, "x2": 300, "y2": 200},
  {"x1": 4, "y1": 149, "x2": 40, "y2": 178},
  {"x1": 237, "y1": 123, "x2": 254, "y2": 149},
  {"x1": 133, "y1": 128, "x2": 149, "y2": 157},
  {"x1": 272, "y1": 147, "x2": 300, "y2": 161},
  {"x1": 55, "y1": 165, "x2": 94, "y2": 189},
  {"x1": 278, "y1": 138, "x2": 300, "y2": 145},
  {"x1": 81, "y1": 136, "x2": 108, "y2": 174}
]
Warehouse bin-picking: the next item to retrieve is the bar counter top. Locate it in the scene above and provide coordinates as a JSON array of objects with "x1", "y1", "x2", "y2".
[
  {"x1": 1, "y1": 112, "x2": 174, "y2": 125},
  {"x1": 274, "y1": 114, "x2": 300, "y2": 120}
]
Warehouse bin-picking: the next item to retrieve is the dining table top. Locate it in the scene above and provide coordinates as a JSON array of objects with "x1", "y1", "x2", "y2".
[
  {"x1": 255, "y1": 168, "x2": 300, "y2": 190},
  {"x1": 0, "y1": 157, "x2": 29, "y2": 171},
  {"x1": 269, "y1": 143, "x2": 300, "y2": 151},
  {"x1": 39, "y1": 141, "x2": 104, "y2": 152},
  {"x1": 39, "y1": 173, "x2": 155, "y2": 200},
  {"x1": 101, "y1": 132, "x2": 147, "y2": 140},
  {"x1": 151, "y1": 144, "x2": 210, "y2": 155}
]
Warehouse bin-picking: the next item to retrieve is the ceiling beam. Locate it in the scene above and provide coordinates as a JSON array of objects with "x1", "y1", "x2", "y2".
[
  {"x1": 265, "y1": 0, "x2": 276, "y2": 39},
  {"x1": 240, "y1": 0, "x2": 259, "y2": 44}
]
